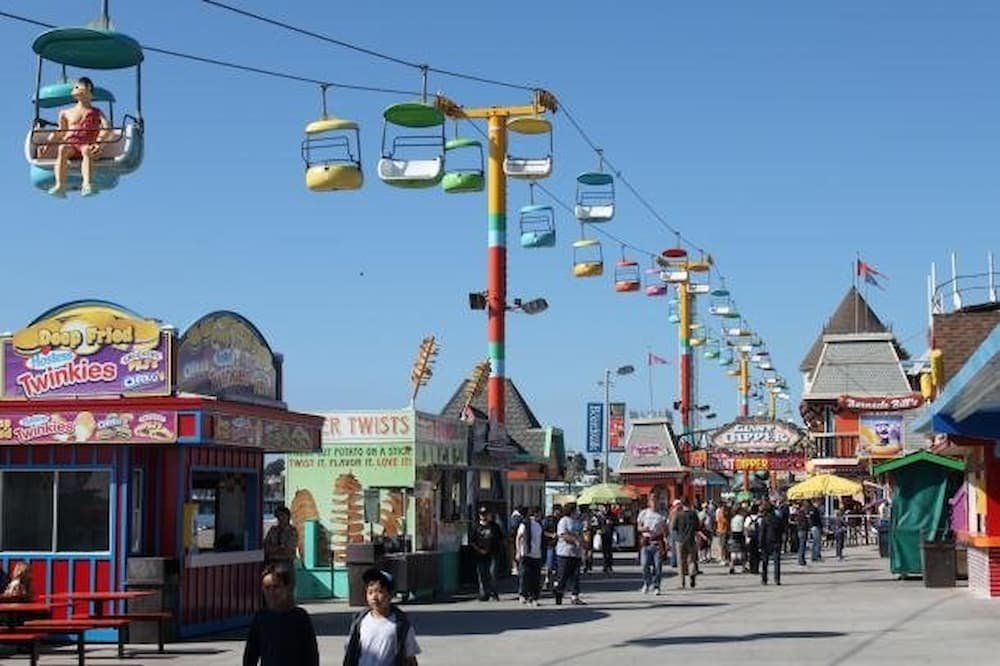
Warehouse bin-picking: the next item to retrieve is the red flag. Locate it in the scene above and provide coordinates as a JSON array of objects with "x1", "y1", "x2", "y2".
[
  {"x1": 856, "y1": 259, "x2": 886, "y2": 279},
  {"x1": 648, "y1": 352, "x2": 669, "y2": 366}
]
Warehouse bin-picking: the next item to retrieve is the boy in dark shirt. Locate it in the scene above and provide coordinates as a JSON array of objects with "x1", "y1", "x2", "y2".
[{"x1": 243, "y1": 566, "x2": 319, "y2": 666}]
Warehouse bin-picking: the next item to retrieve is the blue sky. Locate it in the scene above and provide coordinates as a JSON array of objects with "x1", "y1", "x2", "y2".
[{"x1": 1, "y1": 1, "x2": 997, "y2": 460}]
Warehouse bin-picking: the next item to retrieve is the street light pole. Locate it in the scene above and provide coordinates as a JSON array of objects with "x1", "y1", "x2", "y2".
[{"x1": 603, "y1": 367, "x2": 611, "y2": 484}]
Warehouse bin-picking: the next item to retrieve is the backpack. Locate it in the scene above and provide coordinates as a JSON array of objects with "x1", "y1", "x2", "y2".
[{"x1": 343, "y1": 606, "x2": 412, "y2": 666}]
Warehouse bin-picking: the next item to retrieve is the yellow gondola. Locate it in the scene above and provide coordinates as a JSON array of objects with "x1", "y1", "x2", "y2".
[
  {"x1": 303, "y1": 119, "x2": 363, "y2": 191},
  {"x1": 573, "y1": 238, "x2": 603, "y2": 277}
]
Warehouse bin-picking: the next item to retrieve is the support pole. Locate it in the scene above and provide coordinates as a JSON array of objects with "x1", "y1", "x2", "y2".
[
  {"x1": 768, "y1": 390, "x2": 777, "y2": 420},
  {"x1": 739, "y1": 351, "x2": 750, "y2": 418},
  {"x1": 486, "y1": 115, "x2": 507, "y2": 425},
  {"x1": 603, "y1": 368, "x2": 611, "y2": 484},
  {"x1": 677, "y1": 282, "x2": 692, "y2": 436}
]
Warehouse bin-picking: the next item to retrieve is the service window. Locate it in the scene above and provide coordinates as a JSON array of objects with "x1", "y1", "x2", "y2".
[
  {"x1": 0, "y1": 470, "x2": 110, "y2": 553},
  {"x1": 191, "y1": 471, "x2": 253, "y2": 552}
]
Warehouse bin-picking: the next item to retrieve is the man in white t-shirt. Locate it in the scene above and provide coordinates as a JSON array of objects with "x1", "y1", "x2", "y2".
[
  {"x1": 516, "y1": 506, "x2": 545, "y2": 606},
  {"x1": 344, "y1": 568, "x2": 420, "y2": 666},
  {"x1": 554, "y1": 502, "x2": 584, "y2": 605},
  {"x1": 636, "y1": 494, "x2": 667, "y2": 594}
]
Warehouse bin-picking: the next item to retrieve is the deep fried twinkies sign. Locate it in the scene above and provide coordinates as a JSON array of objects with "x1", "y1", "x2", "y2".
[{"x1": 1, "y1": 301, "x2": 171, "y2": 400}]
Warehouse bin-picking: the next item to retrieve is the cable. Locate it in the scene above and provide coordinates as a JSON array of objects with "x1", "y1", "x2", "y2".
[
  {"x1": 201, "y1": 0, "x2": 537, "y2": 92},
  {"x1": 533, "y1": 182, "x2": 657, "y2": 259},
  {"x1": 0, "y1": 10, "x2": 420, "y2": 96}
]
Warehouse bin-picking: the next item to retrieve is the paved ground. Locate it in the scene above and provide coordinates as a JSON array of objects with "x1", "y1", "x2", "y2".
[{"x1": 4, "y1": 545, "x2": 999, "y2": 665}]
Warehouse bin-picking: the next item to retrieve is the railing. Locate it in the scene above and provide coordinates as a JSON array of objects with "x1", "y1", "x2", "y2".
[{"x1": 808, "y1": 432, "x2": 860, "y2": 458}]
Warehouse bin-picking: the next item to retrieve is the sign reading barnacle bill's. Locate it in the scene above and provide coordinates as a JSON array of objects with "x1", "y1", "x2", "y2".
[
  {"x1": 707, "y1": 418, "x2": 807, "y2": 472},
  {"x1": 1, "y1": 302, "x2": 172, "y2": 400}
]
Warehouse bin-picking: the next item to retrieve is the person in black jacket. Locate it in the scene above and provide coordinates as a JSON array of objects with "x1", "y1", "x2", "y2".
[
  {"x1": 471, "y1": 507, "x2": 503, "y2": 601},
  {"x1": 757, "y1": 502, "x2": 785, "y2": 586},
  {"x1": 343, "y1": 568, "x2": 420, "y2": 666},
  {"x1": 243, "y1": 566, "x2": 319, "y2": 666}
]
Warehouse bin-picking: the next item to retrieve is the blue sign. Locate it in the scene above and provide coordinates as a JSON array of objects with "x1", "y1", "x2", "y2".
[{"x1": 586, "y1": 402, "x2": 604, "y2": 453}]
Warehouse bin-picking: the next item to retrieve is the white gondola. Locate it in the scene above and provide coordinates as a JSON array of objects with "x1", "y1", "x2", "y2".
[{"x1": 504, "y1": 116, "x2": 553, "y2": 180}]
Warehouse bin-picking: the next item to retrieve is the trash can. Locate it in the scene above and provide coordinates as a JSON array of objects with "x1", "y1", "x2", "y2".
[
  {"x1": 346, "y1": 543, "x2": 385, "y2": 607},
  {"x1": 877, "y1": 523, "x2": 890, "y2": 558},
  {"x1": 125, "y1": 557, "x2": 180, "y2": 644},
  {"x1": 922, "y1": 540, "x2": 956, "y2": 588}
]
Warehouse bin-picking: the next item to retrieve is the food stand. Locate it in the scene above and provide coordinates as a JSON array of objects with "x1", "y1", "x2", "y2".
[
  {"x1": 0, "y1": 302, "x2": 323, "y2": 639},
  {"x1": 286, "y1": 408, "x2": 470, "y2": 602}
]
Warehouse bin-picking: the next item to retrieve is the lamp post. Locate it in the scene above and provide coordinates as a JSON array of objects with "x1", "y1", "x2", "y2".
[{"x1": 599, "y1": 365, "x2": 635, "y2": 484}]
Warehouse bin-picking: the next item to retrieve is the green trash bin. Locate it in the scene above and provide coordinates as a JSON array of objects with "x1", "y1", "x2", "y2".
[{"x1": 922, "y1": 540, "x2": 956, "y2": 588}]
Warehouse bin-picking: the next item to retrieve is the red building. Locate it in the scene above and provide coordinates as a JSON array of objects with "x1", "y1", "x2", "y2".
[{"x1": 0, "y1": 301, "x2": 322, "y2": 638}]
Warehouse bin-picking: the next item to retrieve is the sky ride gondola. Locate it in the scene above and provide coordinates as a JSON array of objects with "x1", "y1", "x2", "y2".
[
  {"x1": 703, "y1": 336, "x2": 721, "y2": 360},
  {"x1": 575, "y1": 154, "x2": 614, "y2": 222},
  {"x1": 573, "y1": 233, "x2": 603, "y2": 278},
  {"x1": 719, "y1": 345, "x2": 735, "y2": 366},
  {"x1": 519, "y1": 183, "x2": 556, "y2": 248},
  {"x1": 503, "y1": 116, "x2": 553, "y2": 180},
  {"x1": 302, "y1": 85, "x2": 362, "y2": 192},
  {"x1": 613, "y1": 250, "x2": 641, "y2": 292},
  {"x1": 645, "y1": 264, "x2": 667, "y2": 297},
  {"x1": 441, "y1": 133, "x2": 484, "y2": 193},
  {"x1": 26, "y1": 3, "x2": 144, "y2": 195},
  {"x1": 377, "y1": 101, "x2": 445, "y2": 188},
  {"x1": 667, "y1": 297, "x2": 681, "y2": 323}
]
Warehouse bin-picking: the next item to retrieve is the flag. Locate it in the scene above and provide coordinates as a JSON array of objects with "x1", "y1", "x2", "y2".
[
  {"x1": 648, "y1": 352, "x2": 669, "y2": 366},
  {"x1": 857, "y1": 258, "x2": 887, "y2": 290}
]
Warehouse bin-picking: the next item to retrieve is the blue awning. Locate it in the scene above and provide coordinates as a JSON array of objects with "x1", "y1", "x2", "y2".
[{"x1": 914, "y1": 323, "x2": 1000, "y2": 439}]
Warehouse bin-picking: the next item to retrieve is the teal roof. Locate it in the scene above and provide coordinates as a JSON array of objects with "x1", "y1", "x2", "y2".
[
  {"x1": 37, "y1": 81, "x2": 115, "y2": 108},
  {"x1": 873, "y1": 450, "x2": 965, "y2": 476},
  {"x1": 33, "y1": 28, "x2": 143, "y2": 69},
  {"x1": 577, "y1": 172, "x2": 613, "y2": 186}
]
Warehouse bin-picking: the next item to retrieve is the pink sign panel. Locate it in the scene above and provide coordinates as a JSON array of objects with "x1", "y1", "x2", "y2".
[{"x1": 0, "y1": 410, "x2": 178, "y2": 445}]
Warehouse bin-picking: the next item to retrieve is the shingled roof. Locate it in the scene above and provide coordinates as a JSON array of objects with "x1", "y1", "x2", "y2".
[
  {"x1": 800, "y1": 287, "x2": 907, "y2": 373},
  {"x1": 440, "y1": 377, "x2": 547, "y2": 457},
  {"x1": 804, "y1": 333, "x2": 912, "y2": 399}
]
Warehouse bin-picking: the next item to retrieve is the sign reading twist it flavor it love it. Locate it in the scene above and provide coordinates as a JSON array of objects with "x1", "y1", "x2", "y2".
[{"x1": 1, "y1": 301, "x2": 172, "y2": 400}]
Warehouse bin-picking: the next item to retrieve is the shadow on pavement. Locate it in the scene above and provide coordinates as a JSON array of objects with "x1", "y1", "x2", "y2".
[
  {"x1": 309, "y1": 607, "x2": 612, "y2": 637},
  {"x1": 623, "y1": 630, "x2": 847, "y2": 647}
]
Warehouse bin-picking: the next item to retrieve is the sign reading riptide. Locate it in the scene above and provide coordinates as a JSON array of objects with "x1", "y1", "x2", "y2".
[{"x1": 1, "y1": 301, "x2": 172, "y2": 400}]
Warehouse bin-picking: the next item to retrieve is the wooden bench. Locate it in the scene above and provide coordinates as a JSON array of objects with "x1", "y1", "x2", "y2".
[
  {"x1": 27, "y1": 618, "x2": 129, "y2": 661},
  {"x1": 72, "y1": 611, "x2": 172, "y2": 654},
  {"x1": 0, "y1": 631, "x2": 45, "y2": 666}
]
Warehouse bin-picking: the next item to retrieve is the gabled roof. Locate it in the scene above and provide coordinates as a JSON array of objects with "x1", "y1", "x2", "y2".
[
  {"x1": 873, "y1": 450, "x2": 965, "y2": 476},
  {"x1": 618, "y1": 419, "x2": 686, "y2": 474},
  {"x1": 439, "y1": 377, "x2": 547, "y2": 458},
  {"x1": 805, "y1": 333, "x2": 912, "y2": 399},
  {"x1": 800, "y1": 288, "x2": 891, "y2": 373}
]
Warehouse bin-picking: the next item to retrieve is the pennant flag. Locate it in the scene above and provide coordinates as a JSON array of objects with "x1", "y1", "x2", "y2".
[
  {"x1": 857, "y1": 258, "x2": 887, "y2": 290},
  {"x1": 648, "y1": 352, "x2": 670, "y2": 366}
]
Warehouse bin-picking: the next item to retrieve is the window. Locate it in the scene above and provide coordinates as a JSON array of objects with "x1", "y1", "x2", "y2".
[
  {"x1": 0, "y1": 470, "x2": 110, "y2": 552},
  {"x1": 2, "y1": 471, "x2": 54, "y2": 551},
  {"x1": 191, "y1": 471, "x2": 252, "y2": 552},
  {"x1": 57, "y1": 471, "x2": 111, "y2": 552}
]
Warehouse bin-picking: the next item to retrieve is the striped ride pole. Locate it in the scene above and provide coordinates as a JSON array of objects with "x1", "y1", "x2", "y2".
[{"x1": 486, "y1": 113, "x2": 507, "y2": 424}]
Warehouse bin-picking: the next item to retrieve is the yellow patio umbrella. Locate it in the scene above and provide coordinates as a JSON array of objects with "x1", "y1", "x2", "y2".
[
  {"x1": 576, "y1": 483, "x2": 640, "y2": 505},
  {"x1": 786, "y1": 474, "x2": 862, "y2": 500}
]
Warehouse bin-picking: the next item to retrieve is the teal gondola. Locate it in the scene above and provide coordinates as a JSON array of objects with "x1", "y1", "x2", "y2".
[{"x1": 26, "y1": 14, "x2": 145, "y2": 196}]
